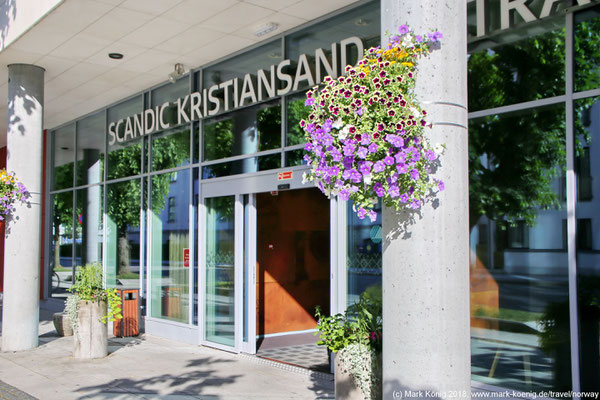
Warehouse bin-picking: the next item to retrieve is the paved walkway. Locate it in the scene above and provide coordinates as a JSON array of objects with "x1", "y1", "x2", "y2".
[{"x1": 0, "y1": 307, "x2": 334, "y2": 400}]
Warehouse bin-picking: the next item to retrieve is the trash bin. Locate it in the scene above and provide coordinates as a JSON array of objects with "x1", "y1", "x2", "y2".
[{"x1": 114, "y1": 289, "x2": 140, "y2": 337}]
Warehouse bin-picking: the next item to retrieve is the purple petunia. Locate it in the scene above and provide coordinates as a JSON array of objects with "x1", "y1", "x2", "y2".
[
  {"x1": 398, "y1": 25, "x2": 410, "y2": 35},
  {"x1": 373, "y1": 183, "x2": 385, "y2": 197},
  {"x1": 400, "y1": 193, "x2": 409, "y2": 203},
  {"x1": 305, "y1": 98, "x2": 315, "y2": 106},
  {"x1": 368, "y1": 143, "x2": 379, "y2": 153},
  {"x1": 357, "y1": 147, "x2": 368, "y2": 159},
  {"x1": 410, "y1": 169, "x2": 420, "y2": 180},
  {"x1": 384, "y1": 156, "x2": 395, "y2": 166},
  {"x1": 374, "y1": 160, "x2": 386, "y2": 173}
]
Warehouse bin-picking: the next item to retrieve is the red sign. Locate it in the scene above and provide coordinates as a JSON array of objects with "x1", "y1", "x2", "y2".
[
  {"x1": 278, "y1": 171, "x2": 293, "y2": 180},
  {"x1": 183, "y1": 248, "x2": 189, "y2": 268}
]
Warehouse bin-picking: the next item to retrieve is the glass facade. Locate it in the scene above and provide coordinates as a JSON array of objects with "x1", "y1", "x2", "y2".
[
  {"x1": 44, "y1": 0, "x2": 599, "y2": 392},
  {"x1": 467, "y1": 3, "x2": 600, "y2": 391}
]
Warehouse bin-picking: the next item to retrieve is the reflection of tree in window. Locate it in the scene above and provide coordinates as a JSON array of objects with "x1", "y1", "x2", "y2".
[
  {"x1": 257, "y1": 104, "x2": 281, "y2": 150},
  {"x1": 287, "y1": 95, "x2": 310, "y2": 146}
]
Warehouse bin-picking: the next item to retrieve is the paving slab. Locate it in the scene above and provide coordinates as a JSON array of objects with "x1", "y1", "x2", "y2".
[{"x1": 0, "y1": 307, "x2": 333, "y2": 400}]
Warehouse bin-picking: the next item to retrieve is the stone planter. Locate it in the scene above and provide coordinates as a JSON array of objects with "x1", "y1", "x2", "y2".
[
  {"x1": 52, "y1": 312, "x2": 73, "y2": 336},
  {"x1": 73, "y1": 300, "x2": 108, "y2": 359},
  {"x1": 334, "y1": 346, "x2": 382, "y2": 400}
]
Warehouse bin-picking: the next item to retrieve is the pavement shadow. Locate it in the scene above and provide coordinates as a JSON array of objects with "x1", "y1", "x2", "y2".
[
  {"x1": 75, "y1": 356, "x2": 240, "y2": 399},
  {"x1": 308, "y1": 373, "x2": 335, "y2": 399}
]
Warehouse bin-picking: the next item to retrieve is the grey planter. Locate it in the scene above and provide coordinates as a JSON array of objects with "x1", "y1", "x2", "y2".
[
  {"x1": 52, "y1": 312, "x2": 73, "y2": 337},
  {"x1": 73, "y1": 300, "x2": 108, "y2": 359},
  {"x1": 335, "y1": 351, "x2": 365, "y2": 400}
]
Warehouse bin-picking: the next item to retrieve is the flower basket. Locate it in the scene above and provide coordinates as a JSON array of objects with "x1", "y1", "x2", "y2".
[
  {"x1": 0, "y1": 169, "x2": 29, "y2": 223},
  {"x1": 301, "y1": 26, "x2": 444, "y2": 221}
]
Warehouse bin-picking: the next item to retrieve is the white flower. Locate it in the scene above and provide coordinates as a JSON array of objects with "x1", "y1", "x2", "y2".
[
  {"x1": 363, "y1": 174, "x2": 372, "y2": 185},
  {"x1": 332, "y1": 119, "x2": 344, "y2": 130},
  {"x1": 434, "y1": 143, "x2": 445, "y2": 155},
  {"x1": 402, "y1": 35, "x2": 413, "y2": 47},
  {"x1": 339, "y1": 125, "x2": 350, "y2": 140},
  {"x1": 302, "y1": 172, "x2": 310, "y2": 184},
  {"x1": 411, "y1": 107, "x2": 421, "y2": 118}
]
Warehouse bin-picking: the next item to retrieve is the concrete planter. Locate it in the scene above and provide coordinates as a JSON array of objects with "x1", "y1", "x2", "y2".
[
  {"x1": 73, "y1": 300, "x2": 108, "y2": 359},
  {"x1": 52, "y1": 312, "x2": 73, "y2": 337},
  {"x1": 334, "y1": 348, "x2": 382, "y2": 400}
]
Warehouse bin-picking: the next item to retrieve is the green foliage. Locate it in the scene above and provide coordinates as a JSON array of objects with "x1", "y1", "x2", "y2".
[
  {"x1": 314, "y1": 291, "x2": 382, "y2": 353},
  {"x1": 68, "y1": 263, "x2": 123, "y2": 324}
]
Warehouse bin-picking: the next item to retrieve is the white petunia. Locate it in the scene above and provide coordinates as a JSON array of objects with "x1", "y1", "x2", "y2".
[
  {"x1": 332, "y1": 119, "x2": 344, "y2": 130},
  {"x1": 434, "y1": 143, "x2": 445, "y2": 155}
]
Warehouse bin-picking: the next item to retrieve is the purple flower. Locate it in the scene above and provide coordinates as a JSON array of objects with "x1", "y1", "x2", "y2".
[
  {"x1": 415, "y1": 35, "x2": 423, "y2": 43},
  {"x1": 368, "y1": 211, "x2": 377, "y2": 222},
  {"x1": 384, "y1": 156, "x2": 395, "y2": 166},
  {"x1": 304, "y1": 142, "x2": 313, "y2": 152},
  {"x1": 410, "y1": 199, "x2": 421, "y2": 209},
  {"x1": 350, "y1": 169, "x2": 362, "y2": 183},
  {"x1": 374, "y1": 161, "x2": 385, "y2": 173},
  {"x1": 377, "y1": 123, "x2": 385, "y2": 132},
  {"x1": 410, "y1": 169, "x2": 420, "y2": 180},
  {"x1": 305, "y1": 98, "x2": 315, "y2": 106},
  {"x1": 396, "y1": 163, "x2": 408, "y2": 174},
  {"x1": 398, "y1": 25, "x2": 410, "y2": 35},
  {"x1": 357, "y1": 147, "x2": 368, "y2": 159},
  {"x1": 426, "y1": 150, "x2": 436, "y2": 161},
  {"x1": 357, "y1": 208, "x2": 367, "y2": 219},
  {"x1": 438, "y1": 181, "x2": 445, "y2": 191},
  {"x1": 356, "y1": 107, "x2": 364, "y2": 116},
  {"x1": 358, "y1": 161, "x2": 373, "y2": 176},
  {"x1": 368, "y1": 143, "x2": 379, "y2": 153},
  {"x1": 343, "y1": 143, "x2": 356, "y2": 156},
  {"x1": 388, "y1": 185, "x2": 400, "y2": 198},
  {"x1": 373, "y1": 183, "x2": 385, "y2": 197},
  {"x1": 343, "y1": 156, "x2": 354, "y2": 169},
  {"x1": 339, "y1": 188, "x2": 350, "y2": 201},
  {"x1": 400, "y1": 193, "x2": 409, "y2": 203}
]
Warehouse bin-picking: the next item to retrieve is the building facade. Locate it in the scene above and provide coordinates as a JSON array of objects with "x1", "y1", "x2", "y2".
[{"x1": 1, "y1": 0, "x2": 599, "y2": 394}]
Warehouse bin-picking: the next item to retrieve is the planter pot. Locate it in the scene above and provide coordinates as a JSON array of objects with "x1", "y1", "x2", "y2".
[
  {"x1": 52, "y1": 312, "x2": 73, "y2": 337},
  {"x1": 335, "y1": 346, "x2": 382, "y2": 400},
  {"x1": 73, "y1": 300, "x2": 108, "y2": 359}
]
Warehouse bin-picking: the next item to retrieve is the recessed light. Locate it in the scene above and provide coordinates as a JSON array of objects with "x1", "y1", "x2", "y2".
[
  {"x1": 61, "y1": 147, "x2": 69, "y2": 150},
  {"x1": 108, "y1": 53, "x2": 124, "y2": 60}
]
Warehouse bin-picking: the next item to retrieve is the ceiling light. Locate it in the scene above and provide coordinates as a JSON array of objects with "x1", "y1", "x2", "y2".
[
  {"x1": 168, "y1": 63, "x2": 185, "y2": 83},
  {"x1": 108, "y1": 53, "x2": 124, "y2": 59},
  {"x1": 254, "y1": 22, "x2": 279, "y2": 37}
]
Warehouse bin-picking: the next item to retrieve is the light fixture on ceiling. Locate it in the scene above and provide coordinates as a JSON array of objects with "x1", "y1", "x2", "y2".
[
  {"x1": 108, "y1": 52, "x2": 124, "y2": 59},
  {"x1": 355, "y1": 18, "x2": 370, "y2": 26},
  {"x1": 254, "y1": 22, "x2": 279, "y2": 37},
  {"x1": 168, "y1": 63, "x2": 185, "y2": 83}
]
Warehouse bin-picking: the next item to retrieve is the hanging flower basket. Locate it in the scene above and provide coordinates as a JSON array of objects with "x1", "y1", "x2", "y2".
[
  {"x1": 301, "y1": 26, "x2": 445, "y2": 221},
  {"x1": 0, "y1": 169, "x2": 29, "y2": 223}
]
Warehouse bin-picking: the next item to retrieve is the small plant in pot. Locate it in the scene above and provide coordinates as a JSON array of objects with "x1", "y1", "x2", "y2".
[
  {"x1": 64, "y1": 263, "x2": 122, "y2": 359},
  {"x1": 315, "y1": 289, "x2": 382, "y2": 400}
]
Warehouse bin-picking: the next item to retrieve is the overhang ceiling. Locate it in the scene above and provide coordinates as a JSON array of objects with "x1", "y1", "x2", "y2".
[{"x1": 0, "y1": 0, "x2": 361, "y2": 146}]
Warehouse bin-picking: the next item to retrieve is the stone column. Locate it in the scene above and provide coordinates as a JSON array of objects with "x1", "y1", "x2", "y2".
[
  {"x1": 381, "y1": 1, "x2": 470, "y2": 397},
  {"x1": 2, "y1": 64, "x2": 45, "y2": 351}
]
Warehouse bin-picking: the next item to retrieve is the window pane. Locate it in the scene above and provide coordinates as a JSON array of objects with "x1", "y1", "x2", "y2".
[
  {"x1": 203, "y1": 40, "x2": 281, "y2": 115},
  {"x1": 76, "y1": 112, "x2": 104, "y2": 186},
  {"x1": 203, "y1": 100, "x2": 281, "y2": 162},
  {"x1": 50, "y1": 192, "x2": 73, "y2": 299},
  {"x1": 107, "y1": 96, "x2": 143, "y2": 180},
  {"x1": 468, "y1": 20, "x2": 565, "y2": 112},
  {"x1": 75, "y1": 186, "x2": 103, "y2": 268},
  {"x1": 575, "y1": 96, "x2": 600, "y2": 391},
  {"x1": 469, "y1": 104, "x2": 569, "y2": 391},
  {"x1": 149, "y1": 170, "x2": 190, "y2": 324},
  {"x1": 151, "y1": 125, "x2": 191, "y2": 171},
  {"x1": 105, "y1": 180, "x2": 141, "y2": 291},
  {"x1": 205, "y1": 195, "x2": 235, "y2": 347},
  {"x1": 347, "y1": 200, "x2": 382, "y2": 308},
  {"x1": 285, "y1": 2, "x2": 380, "y2": 92},
  {"x1": 575, "y1": 6, "x2": 600, "y2": 93},
  {"x1": 53, "y1": 125, "x2": 75, "y2": 190},
  {"x1": 286, "y1": 93, "x2": 309, "y2": 146},
  {"x1": 202, "y1": 154, "x2": 281, "y2": 180},
  {"x1": 285, "y1": 149, "x2": 307, "y2": 167}
]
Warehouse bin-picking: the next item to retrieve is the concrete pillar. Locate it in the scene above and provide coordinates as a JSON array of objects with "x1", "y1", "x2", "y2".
[
  {"x1": 83, "y1": 149, "x2": 101, "y2": 263},
  {"x1": 2, "y1": 64, "x2": 45, "y2": 351},
  {"x1": 381, "y1": 1, "x2": 470, "y2": 397},
  {"x1": 232, "y1": 109, "x2": 258, "y2": 174}
]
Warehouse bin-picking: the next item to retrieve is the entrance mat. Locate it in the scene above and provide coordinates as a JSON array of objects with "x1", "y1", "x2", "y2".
[{"x1": 257, "y1": 343, "x2": 330, "y2": 373}]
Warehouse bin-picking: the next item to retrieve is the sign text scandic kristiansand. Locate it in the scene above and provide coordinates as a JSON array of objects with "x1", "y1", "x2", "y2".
[{"x1": 108, "y1": 36, "x2": 363, "y2": 146}]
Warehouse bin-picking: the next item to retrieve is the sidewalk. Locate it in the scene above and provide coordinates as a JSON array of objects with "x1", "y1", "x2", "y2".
[{"x1": 0, "y1": 306, "x2": 334, "y2": 400}]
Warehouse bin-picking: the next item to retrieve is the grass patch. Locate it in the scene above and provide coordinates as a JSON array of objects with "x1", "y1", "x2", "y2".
[
  {"x1": 116, "y1": 273, "x2": 140, "y2": 279},
  {"x1": 474, "y1": 306, "x2": 543, "y2": 322},
  {"x1": 53, "y1": 266, "x2": 71, "y2": 272}
]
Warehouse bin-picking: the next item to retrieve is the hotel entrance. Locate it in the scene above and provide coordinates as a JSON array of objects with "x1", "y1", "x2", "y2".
[
  {"x1": 199, "y1": 174, "x2": 331, "y2": 370},
  {"x1": 255, "y1": 188, "x2": 330, "y2": 371}
]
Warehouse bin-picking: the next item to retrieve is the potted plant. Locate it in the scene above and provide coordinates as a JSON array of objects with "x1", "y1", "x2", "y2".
[
  {"x1": 315, "y1": 289, "x2": 382, "y2": 400},
  {"x1": 0, "y1": 168, "x2": 29, "y2": 227},
  {"x1": 65, "y1": 263, "x2": 122, "y2": 359}
]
